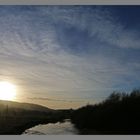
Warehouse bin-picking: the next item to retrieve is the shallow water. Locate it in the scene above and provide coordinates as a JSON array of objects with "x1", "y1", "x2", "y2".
[{"x1": 23, "y1": 119, "x2": 79, "y2": 135}]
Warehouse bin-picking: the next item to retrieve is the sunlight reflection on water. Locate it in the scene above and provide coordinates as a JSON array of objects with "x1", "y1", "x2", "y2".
[{"x1": 23, "y1": 120, "x2": 79, "y2": 135}]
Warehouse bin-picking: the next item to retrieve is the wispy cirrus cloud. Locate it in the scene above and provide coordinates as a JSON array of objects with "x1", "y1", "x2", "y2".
[
  {"x1": 38, "y1": 6, "x2": 140, "y2": 49},
  {"x1": 28, "y1": 97, "x2": 86, "y2": 103},
  {"x1": 0, "y1": 6, "x2": 140, "y2": 109}
]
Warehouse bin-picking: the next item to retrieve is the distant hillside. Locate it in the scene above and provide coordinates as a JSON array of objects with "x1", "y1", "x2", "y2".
[
  {"x1": 0, "y1": 100, "x2": 72, "y2": 134},
  {"x1": 0, "y1": 100, "x2": 53, "y2": 112}
]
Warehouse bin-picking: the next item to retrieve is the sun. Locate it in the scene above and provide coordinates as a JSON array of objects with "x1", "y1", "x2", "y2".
[{"x1": 0, "y1": 81, "x2": 16, "y2": 101}]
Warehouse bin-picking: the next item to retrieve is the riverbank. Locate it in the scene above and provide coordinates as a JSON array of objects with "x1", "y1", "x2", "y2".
[
  {"x1": 15, "y1": 118, "x2": 66, "y2": 135},
  {"x1": 0, "y1": 115, "x2": 68, "y2": 135},
  {"x1": 71, "y1": 89, "x2": 140, "y2": 135},
  {"x1": 0, "y1": 100, "x2": 73, "y2": 135}
]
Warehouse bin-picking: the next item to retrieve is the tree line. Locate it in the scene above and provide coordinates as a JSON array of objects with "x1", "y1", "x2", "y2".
[{"x1": 71, "y1": 89, "x2": 140, "y2": 134}]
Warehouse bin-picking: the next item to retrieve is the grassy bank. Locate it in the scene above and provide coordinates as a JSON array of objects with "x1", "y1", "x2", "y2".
[
  {"x1": 0, "y1": 100, "x2": 72, "y2": 134},
  {"x1": 71, "y1": 89, "x2": 140, "y2": 135}
]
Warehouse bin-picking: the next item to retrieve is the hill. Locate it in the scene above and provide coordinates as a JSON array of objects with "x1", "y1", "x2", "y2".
[
  {"x1": 0, "y1": 100, "x2": 71, "y2": 134},
  {"x1": 0, "y1": 100, "x2": 53, "y2": 112}
]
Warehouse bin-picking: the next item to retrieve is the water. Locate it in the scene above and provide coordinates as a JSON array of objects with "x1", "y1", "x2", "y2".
[{"x1": 23, "y1": 119, "x2": 79, "y2": 135}]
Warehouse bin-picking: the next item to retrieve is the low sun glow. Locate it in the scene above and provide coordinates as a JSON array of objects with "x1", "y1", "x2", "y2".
[{"x1": 0, "y1": 81, "x2": 16, "y2": 101}]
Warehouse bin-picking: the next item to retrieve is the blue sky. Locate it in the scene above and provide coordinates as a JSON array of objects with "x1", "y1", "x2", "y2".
[{"x1": 0, "y1": 6, "x2": 140, "y2": 109}]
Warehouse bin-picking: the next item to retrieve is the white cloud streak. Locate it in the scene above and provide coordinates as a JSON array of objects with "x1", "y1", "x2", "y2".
[{"x1": 0, "y1": 6, "x2": 139, "y2": 108}]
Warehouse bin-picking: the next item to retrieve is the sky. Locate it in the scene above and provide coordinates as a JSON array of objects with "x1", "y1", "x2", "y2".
[{"x1": 0, "y1": 6, "x2": 140, "y2": 109}]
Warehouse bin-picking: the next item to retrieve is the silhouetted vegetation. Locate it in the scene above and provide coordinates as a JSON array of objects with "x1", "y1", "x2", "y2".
[
  {"x1": 71, "y1": 89, "x2": 140, "y2": 134},
  {"x1": 1, "y1": 89, "x2": 140, "y2": 135}
]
